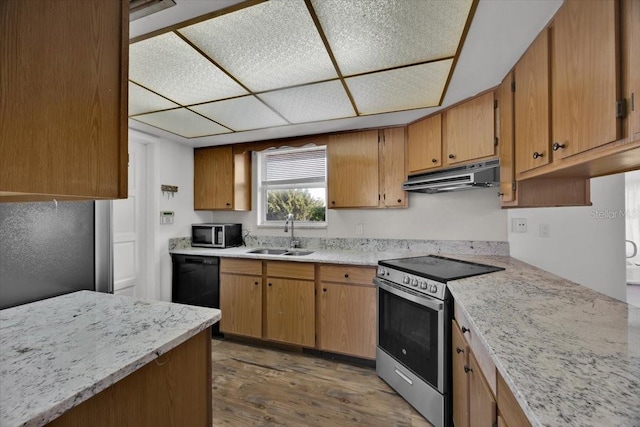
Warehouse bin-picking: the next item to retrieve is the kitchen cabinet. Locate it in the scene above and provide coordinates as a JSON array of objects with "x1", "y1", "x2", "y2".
[
  {"x1": 623, "y1": 0, "x2": 640, "y2": 142},
  {"x1": 0, "y1": 0, "x2": 128, "y2": 201},
  {"x1": 407, "y1": 114, "x2": 442, "y2": 174},
  {"x1": 49, "y1": 328, "x2": 212, "y2": 427},
  {"x1": 220, "y1": 259, "x2": 263, "y2": 338},
  {"x1": 468, "y1": 351, "x2": 497, "y2": 427},
  {"x1": 265, "y1": 261, "x2": 315, "y2": 347},
  {"x1": 194, "y1": 146, "x2": 251, "y2": 211},
  {"x1": 497, "y1": 371, "x2": 532, "y2": 427},
  {"x1": 551, "y1": 0, "x2": 620, "y2": 159},
  {"x1": 327, "y1": 128, "x2": 407, "y2": 209},
  {"x1": 443, "y1": 92, "x2": 496, "y2": 166},
  {"x1": 452, "y1": 321, "x2": 469, "y2": 427},
  {"x1": 497, "y1": 73, "x2": 516, "y2": 204},
  {"x1": 317, "y1": 265, "x2": 377, "y2": 359}
]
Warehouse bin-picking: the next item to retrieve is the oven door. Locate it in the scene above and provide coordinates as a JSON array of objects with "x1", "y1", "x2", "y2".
[{"x1": 375, "y1": 277, "x2": 445, "y2": 393}]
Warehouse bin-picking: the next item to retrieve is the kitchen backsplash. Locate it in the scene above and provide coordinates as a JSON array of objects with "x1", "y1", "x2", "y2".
[{"x1": 169, "y1": 236, "x2": 509, "y2": 256}]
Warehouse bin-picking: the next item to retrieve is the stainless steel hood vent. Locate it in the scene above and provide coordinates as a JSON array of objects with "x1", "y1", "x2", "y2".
[{"x1": 402, "y1": 159, "x2": 500, "y2": 194}]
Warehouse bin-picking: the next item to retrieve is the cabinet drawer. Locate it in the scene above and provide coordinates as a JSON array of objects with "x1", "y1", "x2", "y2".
[
  {"x1": 454, "y1": 300, "x2": 497, "y2": 395},
  {"x1": 318, "y1": 265, "x2": 376, "y2": 285},
  {"x1": 220, "y1": 258, "x2": 262, "y2": 276},
  {"x1": 497, "y1": 370, "x2": 532, "y2": 427},
  {"x1": 266, "y1": 261, "x2": 314, "y2": 280}
]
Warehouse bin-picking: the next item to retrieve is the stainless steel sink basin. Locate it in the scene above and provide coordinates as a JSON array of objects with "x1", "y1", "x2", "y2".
[{"x1": 247, "y1": 248, "x2": 314, "y2": 256}]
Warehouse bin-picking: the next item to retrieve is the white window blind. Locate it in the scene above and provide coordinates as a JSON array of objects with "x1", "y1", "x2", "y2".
[{"x1": 263, "y1": 147, "x2": 326, "y2": 184}]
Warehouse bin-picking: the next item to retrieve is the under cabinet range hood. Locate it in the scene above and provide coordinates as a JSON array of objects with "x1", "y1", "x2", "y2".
[{"x1": 402, "y1": 159, "x2": 500, "y2": 194}]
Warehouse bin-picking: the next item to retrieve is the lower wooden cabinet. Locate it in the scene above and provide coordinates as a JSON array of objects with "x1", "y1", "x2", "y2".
[
  {"x1": 265, "y1": 277, "x2": 315, "y2": 347},
  {"x1": 497, "y1": 371, "x2": 532, "y2": 427},
  {"x1": 317, "y1": 265, "x2": 377, "y2": 359},
  {"x1": 468, "y1": 350, "x2": 497, "y2": 427},
  {"x1": 452, "y1": 321, "x2": 470, "y2": 427},
  {"x1": 220, "y1": 259, "x2": 262, "y2": 338}
]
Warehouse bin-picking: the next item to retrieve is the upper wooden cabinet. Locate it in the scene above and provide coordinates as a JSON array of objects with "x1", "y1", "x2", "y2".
[
  {"x1": 0, "y1": 0, "x2": 128, "y2": 201},
  {"x1": 443, "y1": 92, "x2": 496, "y2": 166},
  {"x1": 551, "y1": 0, "x2": 620, "y2": 159},
  {"x1": 623, "y1": 0, "x2": 640, "y2": 141},
  {"x1": 194, "y1": 146, "x2": 251, "y2": 211},
  {"x1": 407, "y1": 114, "x2": 442, "y2": 174},
  {"x1": 327, "y1": 128, "x2": 407, "y2": 209},
  {"x1": 497, "y1": 74, "x2": 515, "y2": 204},
  {"x1": 514, "y1": 29, "x2": 551, "y2": 174}
]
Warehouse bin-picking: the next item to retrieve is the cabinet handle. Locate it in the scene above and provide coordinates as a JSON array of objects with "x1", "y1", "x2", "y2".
[
  {"x1": 331, "y1": 201, "x2": 335, "y2": 205},
  {"x1": 464, "y1": 365, "x2": 473, "y2": 374},
  {"x1": 532, "y1": 151, "x2": 544, "y2": 159},
  {"x1": 448, "y1": 154, "x2": 455, "y2": 159},
  {"x1": 254, "y1": 281, "x2": 259, "y2": 285},
  {"x1": 552, "y1": 142, "x2": 566, "y2": 151},
  {"x1": 344, "y1": 273, "x2": 349, "y2": 278},
  {"x1": 461, "y1": 326, "x2": 470, "y2": 334},
  {"x1": 431, "y1": 158, "x2": 437, "y2": 163},
  {"x1": 226, "y1": 202, "x2": 231, "y2": 206},
  {"x1": 322, "y1": 288, "x2": 327, "y2": 292},
  {"x1": 397, "y1": 199, "x2": 402, "y2": 203},
  {"x1": 268, "y1": 283, "x2": 272, "y2": 287},
  {"x1": 456, "y1": 347, "x2": 464, "y2": 354},
  {"x1": 497, "y1": 192, "x2": 504, "y2": 197}
]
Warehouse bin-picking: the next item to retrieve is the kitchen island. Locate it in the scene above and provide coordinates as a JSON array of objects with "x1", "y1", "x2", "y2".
[{"x1": 0, "y1": 291, "x2": 221, "y2": 427}]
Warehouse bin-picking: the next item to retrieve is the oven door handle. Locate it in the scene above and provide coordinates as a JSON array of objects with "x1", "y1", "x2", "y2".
[{"x1": 374, "y1": 278, "x2": 444, "y2": 312}]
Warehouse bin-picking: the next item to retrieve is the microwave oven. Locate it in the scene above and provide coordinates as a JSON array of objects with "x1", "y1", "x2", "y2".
[{"x1": 191, "y1": 223, "x2": 242, "y2": 248}]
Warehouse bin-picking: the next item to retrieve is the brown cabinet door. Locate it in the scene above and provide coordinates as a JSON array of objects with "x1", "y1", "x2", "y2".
[
  {"x1": 407, "y1": 114, "x2": 442, "y2": 174},
  {"x1": 551, "y1": 0, "x2": 619, "y2": 158},
  {"x1": 327, "y1": 131, "x2": 379, "y2": 208},
  {"x1": 629, "y1": 0, "x2": 640, "y2": 140},
  {"x1": 452, "y1": 321, "x2": 470, "y2": 427},
  {"x1": 443, "y1": 92, "x2": 496, "y2": 165},
  {"x1": 265, "y1": 278, "x2": 315, "y2": 347},
  {"x1": 497, "y1": 74, "x2": 515, "y2": 204},
  {"x1": 380, "y1": 128, "x2": 407, "y2": 208},
  {"x1": 468, "y1": 351, "x2": 497, "y2": 427},
  {"x1": 317, "y1": 283, "x2": 376, "y2": 359},
  {"x1": 0, "y1": 0, "x2": 128, "y2": 200},
  {"x1": 194, "y1": 146, "x2": 234, "y2": 210},
  {"x1": 220, "y1": 273, "x2": 262, "y2": 338},
  {"x1": 515, "y1": 29, "x2": 551, "y2": 174}
]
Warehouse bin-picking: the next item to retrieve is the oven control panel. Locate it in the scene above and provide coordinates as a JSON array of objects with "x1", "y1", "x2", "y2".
[{"x1": 377, "y1": 266, "x2": 446, "y2": 300}]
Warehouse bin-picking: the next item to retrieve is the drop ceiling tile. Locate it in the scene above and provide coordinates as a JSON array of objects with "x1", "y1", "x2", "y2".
[
  {"x1": 191, "y1": 96, "x2": 288, "y2": 131},
  {"x1": 129, "y1": 32, "x2": 248, "y2": 105},
  {"x1": 128, "y1": 82, "x2": 179, "y2": 116},
  {"x1": 258, "y1": 80, "x2": 355, "y2": 124},
  {"x1": 178, "y1": 0, "x2": 337, "y2": 92},
  {"x1": 131, "y1": 108, "x2": 231, "y2": 138},
  {"x1": 346, "y1": 60, "x2": 453, "y2": 115},
  {"x1": 310, "y1": 0, "x2": 473, "y2": 76}
]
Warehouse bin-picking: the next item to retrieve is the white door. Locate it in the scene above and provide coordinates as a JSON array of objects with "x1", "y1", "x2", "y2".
[{"x1": 113, "y1": 139, "x2": 147, "y2": 297}]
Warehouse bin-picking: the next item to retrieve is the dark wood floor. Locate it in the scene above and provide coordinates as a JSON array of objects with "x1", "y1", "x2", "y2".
[{"x1": 211, "y1": 338, "x2": 433, "y2": 426}]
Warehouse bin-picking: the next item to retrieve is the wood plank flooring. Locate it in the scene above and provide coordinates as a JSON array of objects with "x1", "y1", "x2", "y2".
[{"x1": 211, "y1": 338, "x2": 433, "y2": 426}]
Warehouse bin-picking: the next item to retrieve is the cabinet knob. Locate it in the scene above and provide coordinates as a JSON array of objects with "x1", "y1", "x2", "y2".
[
  {"x1": 397, "y1": 199, "x2": 402, "y2": 203},
  {"x1": 254, "y1": 281, "x2": 259, "y2": 285},
  {"x1": 322, "y1": 288, "x2": 327, "y2": 292},
  {"x1": 448, "y1": 154, "x2": 455, "y2": 159},
  {"x1": 456, "y1": 347, "x2": 464, "y2": 354},
  {"x1": 552, "y1": 142, "x2": 566, "y2": 151},
  {"x1": 344, "y1": 273, "x2": 349, "y2": 278},
  {"x1": 461, "y1": 326, "x2": 470, "y2": 334},
  {"x1": 431, "y1": 158, "x2": 437, "y2": 163},
  {"x1": 331, "y1": 201, "x2": 335, "y2": 205},
  {"x1": 464, "y1": 365, "x2": 473, "y2": 374},
  {"x1": 226, "y1": 202, "x2": 231, "y2": 206},
  {"x1": 268, "y1": 283, "x2": 272, "y2": 287},
  {"x1": 497, "y1": 192, "x2": 504, "y2": 197},
  {"x1": 532, "y1": 151, "x2": 544, "y2": 159}
]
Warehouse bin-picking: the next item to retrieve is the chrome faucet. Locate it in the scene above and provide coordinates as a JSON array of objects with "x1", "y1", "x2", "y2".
[{"x1": 283, "y1": 213, "x2": 299, "y2": 248}]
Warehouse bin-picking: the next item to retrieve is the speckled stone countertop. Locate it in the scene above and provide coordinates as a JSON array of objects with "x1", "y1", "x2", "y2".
[
  {"x1": 446, "y1": 255, "x2": 640, "y2": 427},
  {"x1": 0, "y1": 291, "x2": 221, "y2": 427}
]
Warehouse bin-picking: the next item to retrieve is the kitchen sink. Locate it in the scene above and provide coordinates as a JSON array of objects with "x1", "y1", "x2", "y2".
[{"x1": 247, "y1": 248, "x2": 313, "y2": 256}]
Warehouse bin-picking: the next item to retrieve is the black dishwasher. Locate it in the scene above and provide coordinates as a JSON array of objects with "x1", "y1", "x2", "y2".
[{"x1": 171, "y1": 254, "x2": 220, "y2": 335}]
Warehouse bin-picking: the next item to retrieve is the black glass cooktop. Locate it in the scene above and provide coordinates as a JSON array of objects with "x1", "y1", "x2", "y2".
[{"x1": 379, "y1": 255, "x2": 504, "y2": 282}]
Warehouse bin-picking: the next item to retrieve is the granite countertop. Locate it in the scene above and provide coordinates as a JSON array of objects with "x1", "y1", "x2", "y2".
[
  {"x1": 446, "y1": 255, "x2": 640, "y2": 427},
  {"x1": 0, "y1": 291, "x2": 221, "y2": 427}
]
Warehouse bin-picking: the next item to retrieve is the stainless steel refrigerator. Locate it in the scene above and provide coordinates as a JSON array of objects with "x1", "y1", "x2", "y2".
[{"x1": 0, "y1": 200, "x2": 113, "y2": 309}]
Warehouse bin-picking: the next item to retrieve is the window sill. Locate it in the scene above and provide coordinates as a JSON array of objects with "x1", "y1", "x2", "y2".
[{"x1": 256, "y1": 223, "x2": 328, "y2": 230}]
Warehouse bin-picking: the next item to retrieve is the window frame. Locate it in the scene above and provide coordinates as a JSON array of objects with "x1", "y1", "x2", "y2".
[{"x1": 256, "y1": 145, "x2": 328, "y2": 229}]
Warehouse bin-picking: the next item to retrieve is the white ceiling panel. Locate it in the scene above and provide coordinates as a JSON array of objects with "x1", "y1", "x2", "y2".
[
  {"x1": 346, "y1": 60, "x2": 453, "y2": 115},
  {"x1": 310, "y1": 0, "x2": 473, "y2": 76},
  {"x1": 258, "y1": 80, "x2": 356, "y2": 124},
  {"x1": 191, "y1": 96, "x2": 289, "y2": 131},
  {"x1": 131, "y1": 108, "x2": 231, "y2": 138},
  {"x1": 128, "y1": 82, "x2": 179, "y2": 116},
  {"x1": 178, "y1": 0, "x2": 337, "y2": 92},
  {"x1": 129, "y1": 32, "x2": 248, "y2": 105}
]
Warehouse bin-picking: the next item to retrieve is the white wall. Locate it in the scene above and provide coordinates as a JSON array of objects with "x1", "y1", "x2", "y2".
[
  {"x1": 211, "y1": 153, "x2": 508, "y2": 241},
  {"x1": 132, "y1": 130, "x2": 212, "y2": 302},
  {"x1": 508, "y1": 174, "x2": 627, "y2": 301}
]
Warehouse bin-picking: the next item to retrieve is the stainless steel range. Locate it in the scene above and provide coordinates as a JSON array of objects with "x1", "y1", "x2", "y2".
[{"x1": 374, "y1": 255, "x2": 504, "y2": 427}]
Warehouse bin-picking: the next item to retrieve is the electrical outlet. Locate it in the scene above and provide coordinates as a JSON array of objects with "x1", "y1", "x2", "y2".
[
  {"x1": 539, "y1": 223, "x2": 550, "y2": 237},
  {"x1": 511, "y1": 218, "x2": 527, "y2": 233},
  {"x1": 356, "y1": 223, "x2": 364, "y2": 235}
]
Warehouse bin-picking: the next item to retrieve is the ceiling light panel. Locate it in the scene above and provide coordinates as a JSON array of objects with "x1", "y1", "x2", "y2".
[
  {"x1": 191, "y1": 96, "x2": 289, "y2": 131},
  {"x1": 310, "y1": 0, "x2": 473, "y2": 76},
  {"x1": 346, "y1": 59, "x2": 453, "y2": 115},
  {"x1": 178, "y1": 0, "x2": 338, "y2": 92},
  {"x1": 128, "y1": 82, "x2": 179, "y2": 116},
  {"x1": 131, "y1": 108, "x2": 231, "y2": 138},
  {"x1": 258, "y1": 80, "x2": 355, "y2": 124},
  {"x1": 129, "y1": 32, "x2": 248, "y2": 105}
]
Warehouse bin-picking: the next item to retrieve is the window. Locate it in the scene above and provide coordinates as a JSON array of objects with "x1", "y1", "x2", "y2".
[{"x1": 258, "y1": 146, "x2": 327, "y2": 227}]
